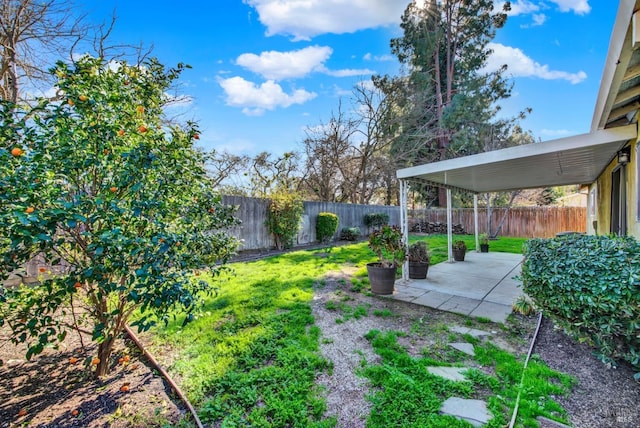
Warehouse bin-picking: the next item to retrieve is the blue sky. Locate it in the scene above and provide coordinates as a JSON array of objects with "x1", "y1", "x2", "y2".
[{"x1": 76, "y1": 0, "x2": 617, "y2": 156}]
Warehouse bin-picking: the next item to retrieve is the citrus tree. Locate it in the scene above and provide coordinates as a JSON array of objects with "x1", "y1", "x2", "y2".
[{"x1": 0, "y1": 56, "x2": 239, "y2": 377}]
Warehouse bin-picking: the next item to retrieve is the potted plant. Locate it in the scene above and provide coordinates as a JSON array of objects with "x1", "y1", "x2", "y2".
[
  {"x1": 452, "y1": 240, "x2": 467, "y2": 261},
  {"x1": 367, "y1": 225, "x2": 407, "y2": 295},
  {"x1": 479, "y1": 233, "x2": 490, "y2": 253},
  {"x1": 408, "y1": 241, "x2": 430, "y2": 279}
]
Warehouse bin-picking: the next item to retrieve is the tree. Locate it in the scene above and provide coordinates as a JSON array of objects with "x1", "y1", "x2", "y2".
[
  {"x1": 0, "y1": 0, "x2": 152, "y2": 103},
  {"x1": 0, "y1": 56, "x2": 239, "y2": 377},
  {"x1": 379, "y1": 0, "x2": 516, "y2": 205}
]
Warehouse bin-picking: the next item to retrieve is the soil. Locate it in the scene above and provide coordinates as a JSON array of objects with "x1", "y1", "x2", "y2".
[{"x1": 1, "y1": 248, "x2": 638, "y2": 427}]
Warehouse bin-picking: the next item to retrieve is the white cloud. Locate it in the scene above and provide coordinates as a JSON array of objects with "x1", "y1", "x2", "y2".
[
  {"x1": 323, "y1": 67, "x2": 374, "y2": 77},
  {"x1": 364, "y1": 52, "x2": 395, "y2": 62},
  {"x1": 540, "y1": 128, "x2": 574, "y2": 137},
  {"x1": 531, "y1": 13, "x2": 547, "y2": 26},
  {"x1": 243, "y1": 0, "x2": 407, "y2": 40},
  {"x1": 549, "y1": 0, "x2": 591, "y2": 15},
  {"x1": 486, "y1": 42, "x2": 587, "y2": 84},
  {"x1": 496, "y1": 0, "x2": 541, "y2": 16},
  {"x1": 236, "y1": 46, "x2": 332, "y2": 80},
  {"x1": 218, "y1": 76, "x2": 317, "y2": 115},
  {"x1": 236, "y1": 45, "x2": 374, "y2": 80}
]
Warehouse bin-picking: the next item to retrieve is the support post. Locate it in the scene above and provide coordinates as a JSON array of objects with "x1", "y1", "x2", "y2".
[
  {"x1": 399, "y1": 180, "x2": 409, "y2": 280},
  {"x1": 474, "y1": 194, "x2": 479, "y2": 252},
  {"x1": 447, "y1": 188, "x2": 453, "y2": 262}
]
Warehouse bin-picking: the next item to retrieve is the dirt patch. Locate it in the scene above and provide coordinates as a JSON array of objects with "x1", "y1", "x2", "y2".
[{"x1": 0, "y1": 328, "x2": 185, "y2": 428}]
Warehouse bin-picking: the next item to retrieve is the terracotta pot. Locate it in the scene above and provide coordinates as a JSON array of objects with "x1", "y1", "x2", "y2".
[{"x1": 366, "y1": 262, "x2": 397, "y2": 295}]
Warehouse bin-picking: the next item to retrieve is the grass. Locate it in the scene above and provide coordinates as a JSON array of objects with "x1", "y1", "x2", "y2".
[
  {"x1": 146, "y1": 235, "x2": 546, "y2": 427},
  {"x1": 361, "y1": 329, "x2": 575, "y2": 428}
]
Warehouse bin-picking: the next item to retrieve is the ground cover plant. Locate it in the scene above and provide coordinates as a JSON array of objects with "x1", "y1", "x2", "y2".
[{"x1": 141, "y1": 235, "x2": 578, "y2": 427}]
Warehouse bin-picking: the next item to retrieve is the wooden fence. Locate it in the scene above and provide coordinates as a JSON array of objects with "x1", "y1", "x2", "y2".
[
  {"x1": 410, "y1": 206, "x2": 587, "y2": 238},
  {"x1": 222, "y1": 195, "x2": 400, "y2": 251},
  {"x1": 223, "y1": 196, "x2": 587, "y2": 251}
]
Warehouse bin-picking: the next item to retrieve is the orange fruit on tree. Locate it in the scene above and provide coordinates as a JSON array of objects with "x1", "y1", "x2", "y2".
[
  {"x1": 39, "y1": 267, "x2": 46, "y2": 273},
  {"x1": 25, "y1": 206, "x2": 35, "y2": 214},
  {"x1": 74, "y1": 282, "x2": 82, "y2": 289},
  {"x1": 130, "y1": 364, "x2": 138, "y2": 370},
  {"x1": 91, "y1": 357, "x2": 100, "y2": 365},
  {"x1": 138, "y1": 125, "x2": 148, "y2": 133},
  {"x1": 69, "y1": 357, "x2": 78, "y2": 364},
  {"x1": 194, "y1": 134, "x2": 200, "y2": 140},
  {"x1": 71, "y1": 409, "x2": 79, "y2": 417},
  {"x1": 68, "y1": 99, "x2": 74, "y2": 106},
  {"x1": 120, "y1": 384, "x2": 130, "y2": 393},
  {"x1": 109, "y1": 186, "x2": 117, "y2": 193},
  {"x1": 117, "y1": 129, "x2": 125, "y2": 136},
  {"x1": 11, "y1": 147, "x2": 23, "y2": 157},
  {"x1": 136, "y1": 105, "x2": 144, "y2": 114},
  {"x1": 123, "y1": 355, "x2": 130, "y2": 362},
  {"x1": 18, "y1": 409, "x2": 27, "y2": 417},
  {"x1": 79, "y1": 95, "x2": 88, "y2": 101},
  {"x1": 118, "y1": 357, "x2": 124, "y2": 364}
]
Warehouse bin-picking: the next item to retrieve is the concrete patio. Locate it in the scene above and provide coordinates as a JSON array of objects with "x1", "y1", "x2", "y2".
[{"x1": 390, "y1": 251, "x2": 524, "y2": 323}]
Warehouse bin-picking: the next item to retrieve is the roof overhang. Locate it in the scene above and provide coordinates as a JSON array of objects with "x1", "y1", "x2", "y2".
[{"x1": 396, "y1": 124, "x2": 637, "y2": 193}]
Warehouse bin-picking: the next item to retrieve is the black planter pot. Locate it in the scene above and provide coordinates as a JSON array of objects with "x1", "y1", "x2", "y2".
[
  {"x1": 480, "y1": 244, "x2": 489, "y2": 253},
  {"x1": 408, "y1": 261, "x2": 429, "y2": 279},
  {"x1": 366, "y1": 263, "x2": 397, "y2": 295},
  {"x1": 452, "y1": 248, "x2": 466, "y2": 261}
]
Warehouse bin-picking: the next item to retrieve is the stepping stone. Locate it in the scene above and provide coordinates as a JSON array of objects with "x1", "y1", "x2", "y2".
[
  {"x1": 427, "y1": 366, "x2": 469, "y2": 382},
  {"x1": 440, "y1": 397, "x2": 490, "y2": 427},
  {"x1": 448, "y1": 342, "x2": 475, "y2": 356},
  {"x1": 450, "y1": 326, "x2": 493, "y2": 338}
]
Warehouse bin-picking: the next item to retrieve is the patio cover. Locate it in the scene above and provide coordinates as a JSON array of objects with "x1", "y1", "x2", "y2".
[
  {"x1": 396, "y1": 124, "x2": 637, "y2": 194},
  {"x1": 395, "y1": 123, "x2": 637, "y2": 274}
]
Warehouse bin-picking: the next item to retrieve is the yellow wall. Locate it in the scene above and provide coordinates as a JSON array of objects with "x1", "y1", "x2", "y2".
[{"x1": 591, "y1": 129, "x2": 640, "y2": 239}]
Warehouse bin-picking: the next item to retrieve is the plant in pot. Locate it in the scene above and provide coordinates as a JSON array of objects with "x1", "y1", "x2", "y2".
[
  {"x1": 452, "y1": 240, "x2": 467, "y2": 261},
  {"x1": 408, "y1": 241, "x2": 430, "y2": 279},
  {"x1": 367, "y1": 225, "x2": 407, "y2": 295},
  {"x1": 479, "y1": 233, "x2": 490, "y2": 253}
]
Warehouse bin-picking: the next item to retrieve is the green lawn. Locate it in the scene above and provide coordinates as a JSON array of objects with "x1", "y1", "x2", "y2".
[{"x1": 146, "y1": 235, "x2": 571, "y2": 427}]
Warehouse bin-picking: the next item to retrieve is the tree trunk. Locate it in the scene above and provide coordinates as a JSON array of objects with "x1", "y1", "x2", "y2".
[{"x1": 95, "y1": 336, "x2": 115, "y2": 378}]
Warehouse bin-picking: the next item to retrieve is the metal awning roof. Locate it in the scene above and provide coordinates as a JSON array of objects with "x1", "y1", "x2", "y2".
[{"x1": 396, "y1": 124, "x2": 637, "y2": 193}]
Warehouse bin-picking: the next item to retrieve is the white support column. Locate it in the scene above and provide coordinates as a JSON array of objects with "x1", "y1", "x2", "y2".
[
  {"x1": 474, "y1": 194, "x2": 479, "y2": 252},
  {"x1": 399, "y1": 179, "x2": 409, "y2": 280},
  {"x1": 447, "y1": 188, "x2": 453, "y2": 262}
]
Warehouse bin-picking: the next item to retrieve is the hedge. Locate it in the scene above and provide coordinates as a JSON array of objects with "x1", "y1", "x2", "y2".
[
  {"x1": 316, "y1": 212, "x2": 339, "y2": 243},
  {"x1": 521, "y1": 234, "x2": 640, "y2": 377}
]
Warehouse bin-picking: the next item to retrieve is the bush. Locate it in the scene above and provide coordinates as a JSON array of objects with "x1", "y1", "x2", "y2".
[
  {"x1": 364, "y1": 212, "x2": 389, "y2": 229},
  {"x1": 266, "y1": 190, "x2": 304, "y2": 250},
  {"x1": 316, "y1": 212, "x2": 339, "y2": 243},
  {"x1": 521, "y1": 234, "x2": 640, "y2": 376},
  {"x1": 340, "y1": 227, "x2": 361, "y2": 241}
]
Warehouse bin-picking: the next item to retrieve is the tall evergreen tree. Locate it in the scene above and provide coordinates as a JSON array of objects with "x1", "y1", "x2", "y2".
[{"x1": 377, "y1": 0, "x2": 524, "y2": 205}]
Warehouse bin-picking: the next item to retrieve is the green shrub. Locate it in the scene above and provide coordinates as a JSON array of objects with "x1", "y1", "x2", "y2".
[
  {"x1": 340, "y1": 227, "x2": 361, "y2": 241},
  {"x1": 316, "y1": 212, "x2": 339, "y2": 243},
  {"x1": 364, "y1": 212, "x2": 389, "y2": 229},
  {"x1": 266, "y1": 190, "x2": 304, "y2": 250},
  {"x1": 521, "y1": 234, "x2": 640, "y2": 376}
]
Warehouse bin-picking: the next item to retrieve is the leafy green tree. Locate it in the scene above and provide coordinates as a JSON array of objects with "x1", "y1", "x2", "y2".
[{"x1": 0, "y1": 56, "x2": 239, "y2": 377}]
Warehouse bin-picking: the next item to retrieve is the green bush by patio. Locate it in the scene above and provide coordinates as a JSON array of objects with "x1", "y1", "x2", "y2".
[{"x1": 521, "y1": 234, "x2": 640, "y2": 376}]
